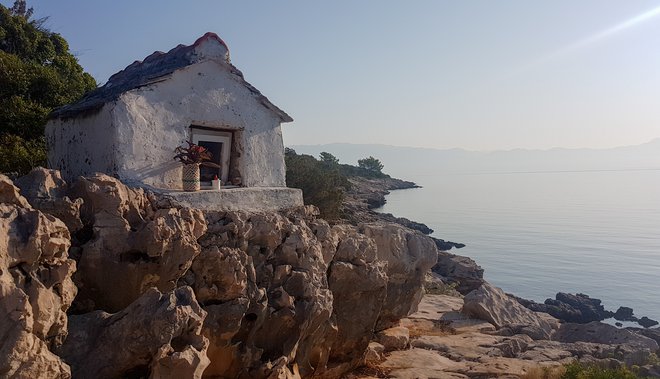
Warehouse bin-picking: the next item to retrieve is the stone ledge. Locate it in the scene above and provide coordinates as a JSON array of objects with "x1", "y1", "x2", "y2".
[{"x1": 158, "y1": 187, "x2": 304, "y2": 212}]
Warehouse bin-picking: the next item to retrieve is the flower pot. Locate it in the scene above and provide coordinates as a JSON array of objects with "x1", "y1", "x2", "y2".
[{"x1": 181, "y1": 163, "x2": 200, "y2": 191}]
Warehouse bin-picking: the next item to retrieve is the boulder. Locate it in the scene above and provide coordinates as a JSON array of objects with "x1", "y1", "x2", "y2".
[
  {"x1": 325, "y1": 225, "x2": 388, "y2": 368},
  {"x1": 360, "y1": 222, "x2": 438, "y2": 330},
  {"x1": 432, "y1": 251, "x2": 484, "y2": 295},
  {"x1": 554, "y1": 322, "x2": 658, "y2": 351},
  {"x1": 57, "y1": 287, "x2": 209, "y2": 378},
  {"x1": 613, "y1": 306, "x2": 636, "y2": 322},
  {"x1": 639, "y1": 317, "x2": 659, "y2": 328},
  {"x1": 629, "y1": 327, "x2": 660, "y2": 350},
  {"x1": 516, "y1": 292, "x2": 614, "y2": 323},
  {"x1": 364, "y1": 342, "x2": 385, "y2": 364},
  {"x1": 0, "y1": 175, "x2": 76, "y2": 378},
  {"x1": 14, "y1": 167, "x2": 84, "y2": 232},
  {"x1": 0, "y1": 174, "x2": 30, "y2": 208},
  {"x1": 69, "y1": 174, "x2": 207, "y2": 312},
  {"x1": 377, "y1": 326, "x2": 410, "y2": 352},
  {"x1": 461, "y1": 283, "x2": 559, "y2": 340},
  {"x1": 185, "y1": 211, "x2": 436, "y2": 378},
  {"x1": 187, "y1": 210, "x2": 335, "y2": 378}
]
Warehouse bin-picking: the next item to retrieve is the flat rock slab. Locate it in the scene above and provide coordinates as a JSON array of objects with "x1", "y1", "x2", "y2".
[
  {"x1": 377, "y1": 326, "x2": 410, "y2": 351},
  {"x1": 389, "y1": 368, "x2": 469, "y2": 379},
  {"x1": 381, "y1": 348, "x2": 467, "y2": 372},
  {"x1": 409, "y1": 294, "x2": 464, "y2": 320},
  {"x1": 411, "y1": 332, "x2": 504, "y2": 361}
]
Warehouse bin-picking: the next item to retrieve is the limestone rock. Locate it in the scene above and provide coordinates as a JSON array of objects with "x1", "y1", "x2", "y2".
[
  {"x1": 360, "y1": 222, "x2": 438, "y2": 330},
  {"x1": 69, "y1": 173, "x2": 207, "y2": 312},
  {"x1": 614, "y1": 306, "x2": 635, "y2": 321},
  {"x1": 432, "y1": 251, "x2": 484, "y2": 295},
  {"x1": 554, "y1": 322, "x2": 659, "y2": 351},
  {"x1": 364, "y1": 342, "x2": 385, "y2": 364},
  {"x1": 515, "y1": 292, "x2": 614, "y2": 323},
  {"x1": 461, "y1": 283, "x2": 559, "y2": 339},
  {"x1": 0, "y1": 174, "x2": 31, "y2": 208},
  {"x1": 187, "y1": 210, "x2": 436, "y2": 378},
  {"x1": 0, "y1": 176, "x2": 76, "y2": 378},
  {"x1": 377, "y1": 326, "x2": 410, "y2": 352},
  {"x1": 325, "y1": 225, "x2": 388, "y2": 369},
  {"x1": 57, "y1": 287, "x2": 209, "y2": 378},
  {"x1": 14, "y1": 167, "x2": 83, "y2": 232},
  {"x1": 190, "y1": 211, "x2": 335, "y2": 378},
  {"x1": 639, "y1": 316, "x2": 659, "y2": 328}
]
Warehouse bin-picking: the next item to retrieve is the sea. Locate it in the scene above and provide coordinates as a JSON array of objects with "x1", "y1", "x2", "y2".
[{"x1": 376, "y1": 169, "x2": 660, "y2": 323}]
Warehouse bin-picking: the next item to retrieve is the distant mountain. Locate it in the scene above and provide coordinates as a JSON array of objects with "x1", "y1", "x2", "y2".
[{"x1": 290, "y1": 139, "x2": 660, "y2": 179}]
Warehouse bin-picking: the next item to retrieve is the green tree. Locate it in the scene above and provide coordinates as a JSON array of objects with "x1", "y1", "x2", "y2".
[
  {"x1": 357, "y1": 156, "x2": 384, "y2": 173},
  {"x1": 285, "y1": 149, "x2": 350, "y2": 219},
  {"x1": 319, "y1": 151, "x2": 339, "y2": 166},
  {"x1": 0, "y1": 1, "x2": 96, "y2": 174}
]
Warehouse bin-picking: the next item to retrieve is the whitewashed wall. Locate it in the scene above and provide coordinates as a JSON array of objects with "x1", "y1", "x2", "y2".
[
  {"x1": 47, "y1": 43, "x2": 287, "y2": 189},
  {"x1": 46, "y1": 103, "x2": 118, "y2": 182},
  {"x1": 112, "y1": 60, "x2": 286, "y2": 189}
]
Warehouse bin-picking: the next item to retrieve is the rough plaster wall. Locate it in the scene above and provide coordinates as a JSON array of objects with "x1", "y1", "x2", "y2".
[
  {"x1": 45, "y1": 104, "x2": 117, "y2": 182},
  {"x1": 113, "y1": 60, "x2": 286, "y2": 189}
]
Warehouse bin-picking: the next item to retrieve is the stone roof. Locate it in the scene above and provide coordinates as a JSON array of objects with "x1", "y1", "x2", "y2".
[{"x1": 50, "y1": 32, "x2": 293, "y2": 122}]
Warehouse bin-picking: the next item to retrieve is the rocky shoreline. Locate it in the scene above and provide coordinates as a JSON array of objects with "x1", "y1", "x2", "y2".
[
  {"x1": 343, "y1": 175, "x2": 660, "y2": 378},
  {"x1": 2, "y1": 168, "x2": 659, "y2": 378},
  {"x1": 341, "y1": 176, "x2": 465, "y2": 250},
  {"x1": 1, "y1": 168, "x2": 439, "y2": 378}
]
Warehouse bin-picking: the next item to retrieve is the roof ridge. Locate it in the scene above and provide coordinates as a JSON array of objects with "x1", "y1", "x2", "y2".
[{"x1": 49, "y1": 33, "x2": 292, "y2": 123}]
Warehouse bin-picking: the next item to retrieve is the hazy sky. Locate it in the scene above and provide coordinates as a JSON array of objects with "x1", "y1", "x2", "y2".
[{"x1": 9, "y1": 0, "x2": 660, "y2": 150}]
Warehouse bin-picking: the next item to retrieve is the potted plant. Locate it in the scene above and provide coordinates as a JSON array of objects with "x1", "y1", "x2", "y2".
[{"x1": 174, "y1": 142, "x2": 221, "y2": 191}]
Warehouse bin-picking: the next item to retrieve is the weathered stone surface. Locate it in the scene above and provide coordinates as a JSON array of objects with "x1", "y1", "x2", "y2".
[
  {"x1": 639, "y1": 316, "x2": 659, "y2": 328},
  {"x1": 0, "y1": 176, "x2": 76, "y2": 378},
  {"x1": 364, "y1": 342, "x2": 385, "y2": 365},
  {"x1": 462, "y1": 283, "x2": 559, "y2": 339},
  {"x1": 69, "y1": 173, "x2": 207, "y2": 313},
  {"x1": 360, "y1": 222, "x2": 438, "y2": 330},
  {"x1": 432, "y1": 251, "x2": 484, "y2": 295},
  {"x1": 377, "y1": 326, "x2": 410, "y2": 352},
  {"x1": 629, "y1": 327, "x2": 660, "y2": 350},
  {"x1": 515, "y1": 292, "x2": 614, "y2": 323},
  {"x1": 183, "y1": 209, "x2": 437, "y2": 378},
  {"x1": 57, "y1": 287, "x2": 209, "y2": 378},
  {"x1": 614, "y1": 306, "x2": 635, "y2": 321},
  {"x1": 0, "y1": 174, "x2": 31, "y2": 208},
  {"x1": 325, "y1": 225, "x2": 388, "y2": 370},
  {"x1": 554, "y1": 322, "x2": 659, "y2": 351},
  {"x1": 14, "y1": 167, "x2": 84, "y2": 232},
  {"x1": 185, "y1": 210, "x2": 335, "y2": 378}
]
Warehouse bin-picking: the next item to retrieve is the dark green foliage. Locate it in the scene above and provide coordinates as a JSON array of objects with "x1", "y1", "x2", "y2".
[
  {"x1": 337, "y1": 163, "x2": 389, "y2": 179},
  {"x1": 0, "y1": 1, "x2": 96, "y2": 174},
  {"x1": 319, "y1": 151, "x2": 339, "y2": 166},
  {"x1": 0, "y1": 133, "x2": 46, "y2": 175},
  {"x1": 561, "y1": 362, "x2": 642, "y2": 379},
  {"x1": 357, "y1": 156, "x2": 384, "y2": 174},
  {"x1": 285, "y1": 149, "x2": 350, "y2": 219}
]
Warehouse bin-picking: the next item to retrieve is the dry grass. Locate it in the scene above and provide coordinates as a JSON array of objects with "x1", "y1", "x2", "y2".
[
  {"x1": 520, "y1": 365, "x2": 566, "y2": 379},
  {"x1": 406, "y1": 318, "x2": 453, "y2": 338},
  {"x1": 346, "y1": 362, "x2": 391, "y2": 378}
]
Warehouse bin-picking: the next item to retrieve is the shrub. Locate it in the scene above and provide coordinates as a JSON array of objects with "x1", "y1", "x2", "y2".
[
  {"x1": 0, "y1": 133, "x2": 47, "y2": 175},
  {"x1": 285, "y1": 149, "x2": 350, "y2": 219},
  {"x1": 560, "y1": 362, "x2": 640, "y2": 379}
]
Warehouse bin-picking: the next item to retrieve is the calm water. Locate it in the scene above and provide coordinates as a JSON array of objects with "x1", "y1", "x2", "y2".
[{"x1": 378, "y1": 169, "x2": 660, "y2": 321}]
